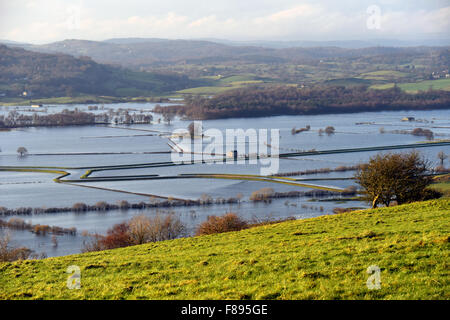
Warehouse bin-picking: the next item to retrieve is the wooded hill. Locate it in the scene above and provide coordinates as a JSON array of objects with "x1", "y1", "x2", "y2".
[{"x1": 0, "y1": 45, "x2": 200, "y2": 99}]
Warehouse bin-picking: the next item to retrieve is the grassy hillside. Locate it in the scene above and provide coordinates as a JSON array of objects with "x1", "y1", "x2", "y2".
[{"x1": 0, "y1": 199, "x2": 448, "y2": 300}]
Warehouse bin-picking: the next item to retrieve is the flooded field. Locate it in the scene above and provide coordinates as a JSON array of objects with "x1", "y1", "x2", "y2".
[{"x1": 1, "y1": 102, "x2": 449, "y2": 256}]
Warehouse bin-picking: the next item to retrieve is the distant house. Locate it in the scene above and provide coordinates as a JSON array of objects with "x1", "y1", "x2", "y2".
[
  {"x1": 31, "y1": 104, "x2": 43, "y2": 108},
  {"x1": 401, "y1": 117, "x2": 415, "y2": 122}
]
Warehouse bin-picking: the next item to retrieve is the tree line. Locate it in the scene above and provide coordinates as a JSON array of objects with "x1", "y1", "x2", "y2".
[
  {"x1": 154, "y1": 85, "x2": 450, "y2": 120},
  {"x1": 0, "y1": 109, "x2": 153, "y2": 128}
]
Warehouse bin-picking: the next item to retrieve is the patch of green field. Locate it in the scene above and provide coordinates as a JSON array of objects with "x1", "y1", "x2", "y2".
[
  {"x1": 431, "y1": 182, "x2": 450, "y2": 197},
  {"x1": 0, "y1": 95, "x2": 126, "y2": 106},
  {"x1": 1, "y1": 199, "x2": 448, "y2": 300},
  {"x1": 176, "y1": 86, "x2": 236, "y2": 95},
  {"x1": 228, "y1": 80, "x2": 264, "y2": 86},
  {"x1": 176, "y1": 75, "x2": 267, "y2": 96},
  {"x1": 324, "y1": 78, "x2": 372, "y2": 87},
  {"x1": 360, "y1": 70, "x2": 408, "y2": 80},
  {"x1": 371, "y1": 78, "x2": 450, "y2": 93},
  {"x1": 219, "y1": 74, "x2": 259, "y2": 83},
  {"x1": 370, "y1": 83, "x2": 396, "y2": 90},
  {"x1": 399, "y1": 78, "x2": 450, "y2": 93},
  {"x1": 0, "y1": 95, "x2": 173, "y2": 106}
]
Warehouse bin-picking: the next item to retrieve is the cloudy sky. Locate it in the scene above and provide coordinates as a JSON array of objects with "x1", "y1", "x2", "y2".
[{"x1": 0, "y1": 0, "x2": 449, "y2": 43}]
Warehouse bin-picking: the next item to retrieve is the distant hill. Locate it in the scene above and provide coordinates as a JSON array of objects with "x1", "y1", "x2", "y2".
[
  {"x1": 2, "y1": 39, "x2": 448, "y2": 100},
  {"x1": 28, "y1": 39, "x2": 278, "y2": 67},
  {"x1": 204, "y1": 38, "x2": 450, "y2": 49},
  {"x1": 0, "y1": 45, "x2": 199, "y2": 99},
  {"x1": 12, "y1": 38, "x2": 448, "y2": 70}
]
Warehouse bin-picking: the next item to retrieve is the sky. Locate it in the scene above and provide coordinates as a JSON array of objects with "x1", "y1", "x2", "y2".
[{"x1": 0, "y1": 0, "x2": 449, "y2": 44}]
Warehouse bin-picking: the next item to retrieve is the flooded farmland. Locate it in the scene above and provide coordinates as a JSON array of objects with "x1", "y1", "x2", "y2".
[{"x1": 1, "y1": 102, "x2": 449, "y2": 256}]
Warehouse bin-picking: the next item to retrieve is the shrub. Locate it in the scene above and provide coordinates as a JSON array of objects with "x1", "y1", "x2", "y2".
[
  {"x1": 83, "y1": 214, "x2": 186, "y2": 252},
  {"x1": 128, "y1": 214, "x2": 185, "y2": 244},
  {"x1": 118, "y1": 200, "x2": 130, "y2": 210},
  {"x1": 101, "y1": 223, "x2": 131, "y2": 249},
  {"x1": 249, "y1": 188, "x2": 275, "y2": 202},
  {"x1": 95, "y1": 201, "x2": 109, "y2": 211},
  {"x1": 72, "y1": 202, "x2": 88, "y2": 212},
  {"x1": 82, "y1": 223, "x2": 131, "y2": 252},
  {"x1": 411, "y1": 128, "x2": 434, "y2": 140},
  {"x1": 82, "y1": 234, "x2": 106, "y2": 253},
  {"x1": 0, "y1": 233, "x2": 36, "y2": 262},
  {"x1": 195, "y1": 213, "x2": 248, "y2": 236},
  {"x1": 325, "y1": 126, "x2": 335, "y2": 135},
  {"x1": 421, "y1": 188, "x2": 443, "y2": 201}
]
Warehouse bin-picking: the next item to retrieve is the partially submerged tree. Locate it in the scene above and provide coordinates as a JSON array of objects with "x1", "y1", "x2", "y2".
[
  {"x1": 188, "y1": 122, "x2": 195, "y2": 139},
  {"x1": 437, "y1": 151, "x2": 448, "y2": 166},
  {"x1": 325, "y1": 126, "x2": 335, "y2": 135},
  {"x1": 0, "y1": 232, "x2": 36, "y2": 262},
  {"x1": 17, "y1": 146, "x2": 28, "y2": 157},
  {"x1": 162, "y1": 112, "x2": 174, "y2": 125},
  {"x1": 355, "y1": 151, "x2": 433, "y2": 208}
]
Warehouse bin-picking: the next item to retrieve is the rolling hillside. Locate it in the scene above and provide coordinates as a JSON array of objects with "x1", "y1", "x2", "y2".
[
  {"x1": 0, "y1": 45, "x2": 199, "y2": 101},
  {"x1": 0, "y1": 199, "x2": 448, "y2": 300},
  {"x1": 10, "y1": 38, "x2": 449, "y2": 69},
  {"x1": 3, "y1": 39, "x2": 449, "y2": 98}
]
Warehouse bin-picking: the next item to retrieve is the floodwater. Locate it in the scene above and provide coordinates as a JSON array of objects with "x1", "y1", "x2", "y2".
[{"x1": 1, "y1": 102, "x2": 449, "y2": 256}]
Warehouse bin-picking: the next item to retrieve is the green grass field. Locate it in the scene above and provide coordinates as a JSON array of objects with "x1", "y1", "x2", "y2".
[
  {"x1": 371, "y1": 78, "x2": 450, "y2": 93},
  {"x1": 0, "y1": 95, "x2": 128, "y2": 106},
  {"x1": 176, "y1": 74, "x2": 268, "y2": 95},
  {"x1": 431, "y1": 182, "x2": 450, "y2": 197},
  {"x1": 0, "y1": 95, "x2": 171, "y2": 106},
  {"x1": 359, "y1": 70, "x2": 409, "y2": 80},
  {"x1": 0, "y1": 198, "x2": 448, "y2": 300}
]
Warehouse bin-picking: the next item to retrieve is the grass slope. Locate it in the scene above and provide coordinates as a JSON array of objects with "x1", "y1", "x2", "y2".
[{"x1": 0, "y1": 199, "x2": 449, "y2": 300}]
